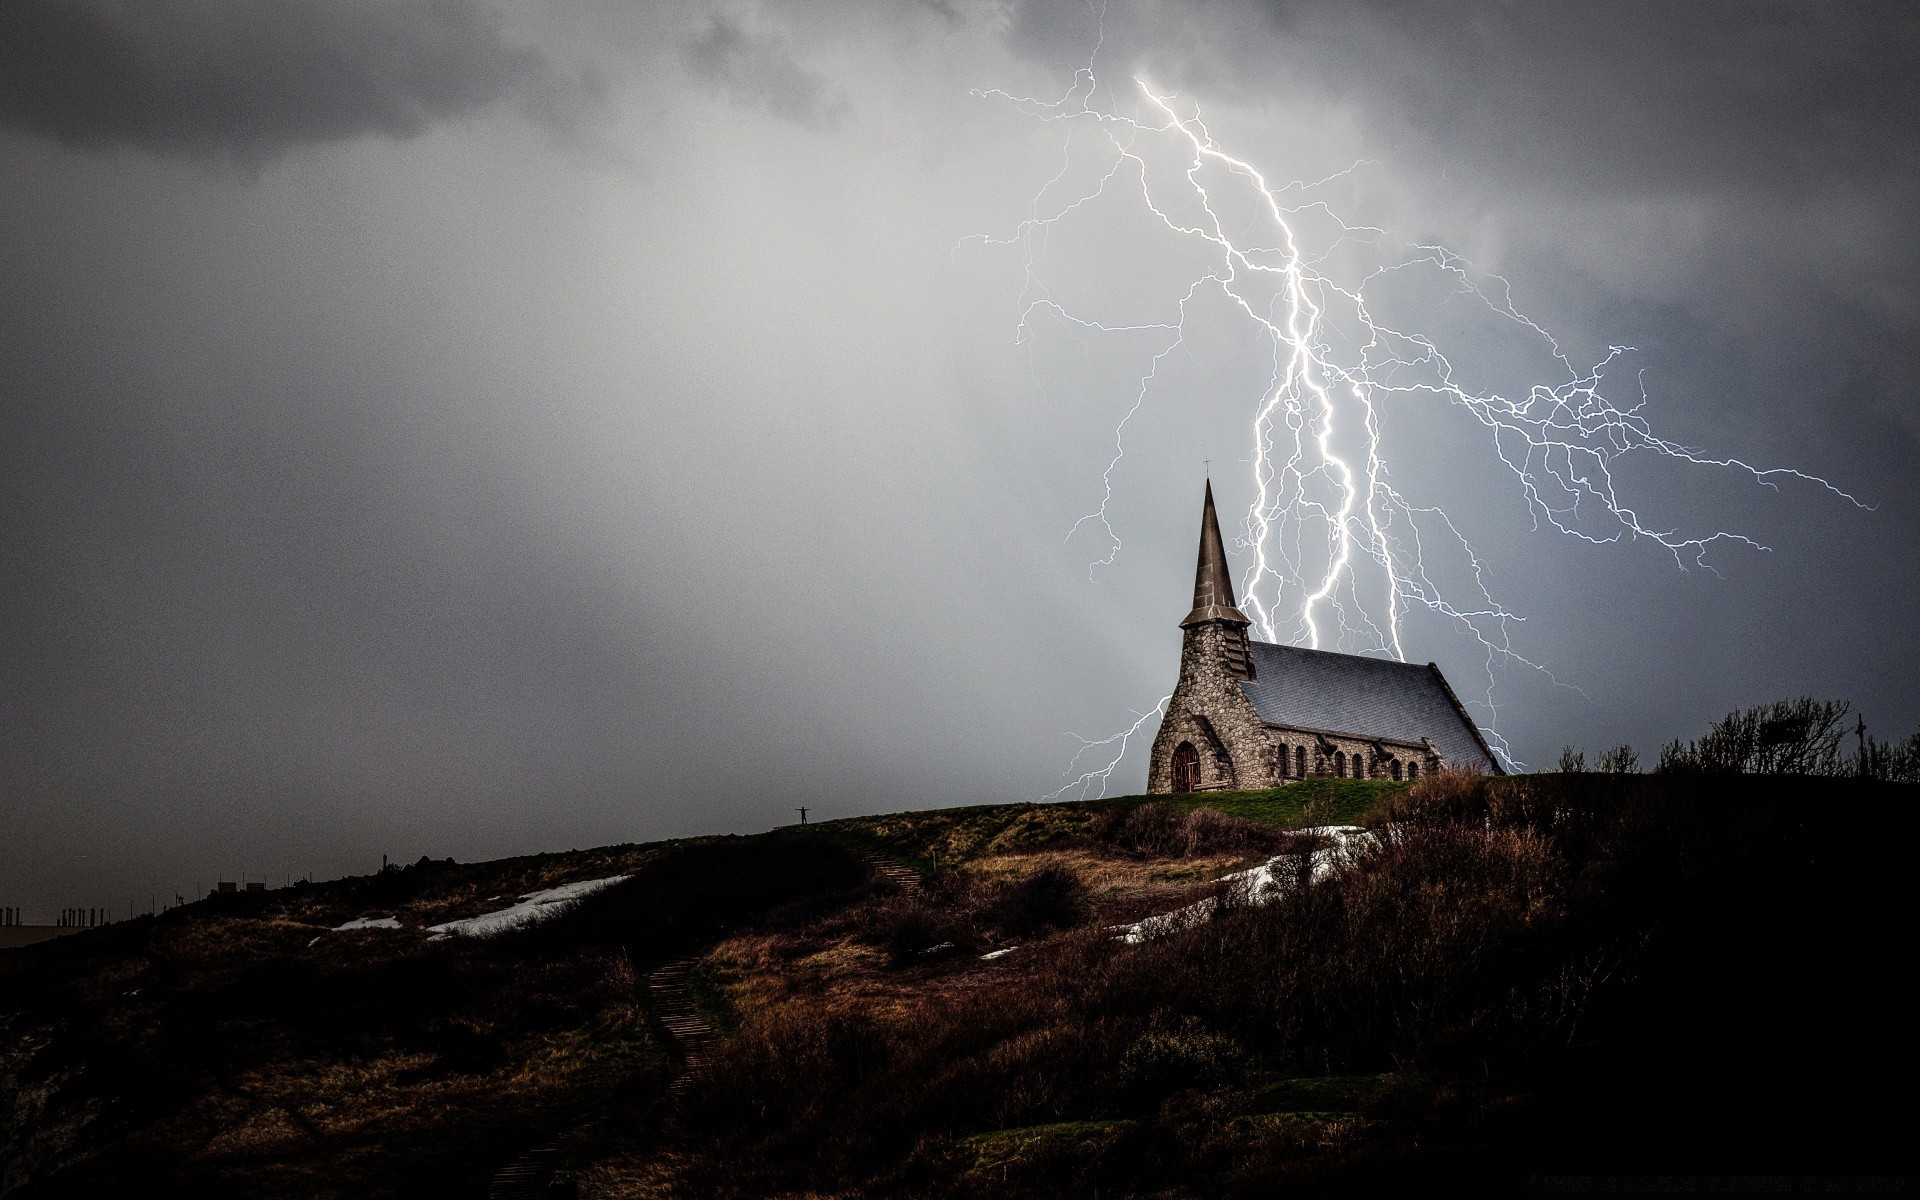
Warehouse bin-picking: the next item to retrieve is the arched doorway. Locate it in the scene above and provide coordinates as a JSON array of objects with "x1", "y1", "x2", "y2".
[{"x1": 1172, "y1": 742, "x2": 1201, "y2": 793}]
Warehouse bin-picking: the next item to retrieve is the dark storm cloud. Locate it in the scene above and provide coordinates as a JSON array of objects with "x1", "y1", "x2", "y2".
[
  {"x1": 0, "y1": 0, "x2": 586, "y2": 161},
  {"x1": 1240, "y1": 1, "x2": 1920, "y2": 192},
  {"x1": 1005, "y1": 0, "x2": 1920, "y2": 425},
  {"x1": 1, "y1": 0, "x2": 1914, "y2": 920},
  {"x1": 1261, "y1": 0, "x2": 1920, "y2": 426},
  {"x1": 683, "y1": 15, "x2": 851, "y2": 131}
]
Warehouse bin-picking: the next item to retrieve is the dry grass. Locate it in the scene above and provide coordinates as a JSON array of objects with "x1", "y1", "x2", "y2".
[
  {"x1": 9, "y1": 775, "x2": 1911, "y2": 1198},
  {"x1": 664, "y1": 773, "x2": 1914, "y2": 1198}
]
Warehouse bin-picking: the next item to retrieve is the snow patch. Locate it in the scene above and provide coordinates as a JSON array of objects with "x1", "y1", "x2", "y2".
[
  {"x1": 1111, "y1": 826, "x2": 1373, "y2": 945},
  {"x1": 332, "y1": 916, "x2": 401, "y2": 932},
  {"x1": 426, "y1": 875, "x2": 628, "y2": 939}
]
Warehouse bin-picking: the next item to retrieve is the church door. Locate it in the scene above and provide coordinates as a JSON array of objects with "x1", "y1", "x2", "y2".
[{"x1": 1172, "y1": 742, "x2": 1201, "y2": 793}]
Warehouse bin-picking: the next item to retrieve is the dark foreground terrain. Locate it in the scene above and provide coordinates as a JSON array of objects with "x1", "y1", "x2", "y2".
[{"x1": 2, "y1": 773, "x2": 1911, "y2": 1197}]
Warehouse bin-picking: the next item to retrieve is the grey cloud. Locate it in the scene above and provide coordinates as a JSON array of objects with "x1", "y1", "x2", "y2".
[
  {"x1": 1005, "y1": 0, "x2": 1920, "y2": 425},
  {"x1": 684, "y1": 15, "x2": 851, "y2": 130},
  {"x1": 2, "y1": 0, "x2": 1915, "y2": 921},
  {"x1": 0, "y1": 0, "x2": 588, "y2": 161},
  {"x1": 1242, "y1": 1, "x2": 1920, "y2": 195},
  {"x1": 1001, "y1": 1, "x2": 1920, "y2": 195}
]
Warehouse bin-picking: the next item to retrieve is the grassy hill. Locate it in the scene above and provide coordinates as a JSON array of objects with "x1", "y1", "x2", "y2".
[{"x1": 1, "y1": 773, "x2": 1911, "y2": 1198}]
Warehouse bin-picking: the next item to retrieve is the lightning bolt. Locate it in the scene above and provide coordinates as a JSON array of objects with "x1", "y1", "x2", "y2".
[
  {"x1": 1044, "y1": 696, "x2": 1171, "y2": 802},
  {"x1": 969, "y1": 20, "x2": 1867, "y2": 789}
]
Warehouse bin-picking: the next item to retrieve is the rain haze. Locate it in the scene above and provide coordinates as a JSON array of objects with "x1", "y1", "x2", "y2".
[{"x1": 3, "y1": 2, "x2": 1916, "y2": 918}]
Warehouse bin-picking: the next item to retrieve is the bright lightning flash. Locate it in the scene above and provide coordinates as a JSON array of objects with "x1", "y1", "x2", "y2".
[{"x1": 967, "y1": 55, "x2": 1865, "y2": 790}]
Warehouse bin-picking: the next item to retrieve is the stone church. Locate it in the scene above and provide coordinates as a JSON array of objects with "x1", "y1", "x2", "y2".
[{"x1": 1147, "y1": 483, "x2": 1502, "y2": 793}]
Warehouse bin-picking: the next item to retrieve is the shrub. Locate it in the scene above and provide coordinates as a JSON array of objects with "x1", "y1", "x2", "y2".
[
  {"x1": 1096, "y1": 801, "x2": 1185, "y2": 855},
  {"x1": 860, "y1": 869, "x2": 982, "y2": 961},
  {"x1": 1658, "y1": 697, "x2": 1851, "y2": 775},
  {"x1": 1595, "y1": 744, "x2": 1638, "y2": 774},
  {"x1": 675, "y1": 771, "x2": 1915, "y2": 1197},
  {"x1": 1096, "y1": 803, "x2": 1286, "y2": 858},
  {"x1": 1855, "y1": 725, "x2": 1920, "y2": 782},
  {"x1": 1117, "y1": 1018, "x2": 1247, "y2": 1104},
  {"x1": 983, "y1": 864, "x2": 1091, "y2": 939},
  {"x1": 1370, "y1": 766, "x2": 1485, "y2": 828}
]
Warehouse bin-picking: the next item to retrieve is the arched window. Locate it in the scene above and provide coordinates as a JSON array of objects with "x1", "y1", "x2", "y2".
[
  {"x1": 1392, "y1": 761, "x2": 1403, "y2": 780},
  {"x1": 1406, "y1": 761, "x2": 1418, "y2": 781},
  {"x1": 1275, "y1": 743, "x2": 1289, "y2": 778},
  {"x1": 1333, "y1": 750, "x2": 1345, "y2": 777},
  {"x1": 1353, "y1": 755, "x2": 1365, "y2": 779},
  {"x1": 1295, "y1": 745, "x2": 1307, "y2": 777},
  {"x1": 1172, "y1": 742, "x2": 1201, "y2": 793}
]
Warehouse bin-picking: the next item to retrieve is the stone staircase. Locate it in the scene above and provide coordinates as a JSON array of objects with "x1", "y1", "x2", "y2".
[
  {"x1": 863, "y1": 853, "x2": 923, "y2": 895},
  {"x1": 649, "y1": 959, "x2": 715, "y2": 1095},
  {"x1": 487, "y1": 1143, "x2": 563, "y2": 1199}
]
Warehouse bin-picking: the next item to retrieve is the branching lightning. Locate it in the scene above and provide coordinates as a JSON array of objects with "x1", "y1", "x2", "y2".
[
  {"x1": 968, "y1": 26, "x2": 1866, "y2": 794},
  {"x1": 1043, "y1": 695, "x2": 1171, "y2": 802}
]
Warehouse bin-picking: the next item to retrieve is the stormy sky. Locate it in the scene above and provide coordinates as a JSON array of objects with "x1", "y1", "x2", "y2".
[{"x1": 3, "y1": 1, "x2": 1916, "y2": 918}]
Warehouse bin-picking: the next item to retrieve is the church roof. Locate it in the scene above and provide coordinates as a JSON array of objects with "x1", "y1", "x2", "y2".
[
  {"x1": 1240, "y1": 641, "x2": 1502, "y2": 772},
  {"x1": 1181, "y1": 480, "x2": 1251, "y2": 628}
]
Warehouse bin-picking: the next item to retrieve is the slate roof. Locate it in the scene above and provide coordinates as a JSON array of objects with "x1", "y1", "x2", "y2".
[{"x1": 1240, "y1": 641, "x2": 1501, "y2": 772}]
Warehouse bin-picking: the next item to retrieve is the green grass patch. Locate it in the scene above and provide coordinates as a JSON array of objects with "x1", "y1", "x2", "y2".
[
  {"x1": 814, "y1": 779, "x2": 1406, "y2": 868},
  {"x1": 1147, "y1": 864, "x2": 1213, "y2": 883},
  {"x1": 1107, "y1": 777, "x2": 1408, "y2": 829},
  {"x1": 815, "y1": 802, "x2": 1100, "y2": 870},
  {"x1": 588, "y1": 1019, "x2": 665, "y2": 1070},
  {"x1": 686, "y1": 960, "x2": 740, "y2": 1038},
  {"x1": 1250, "y1": 1073, "x2": 1394, "y2": 1114},
  {"x1": 963, "y1": 1119, "x2": 1137, "y2": 1169}
]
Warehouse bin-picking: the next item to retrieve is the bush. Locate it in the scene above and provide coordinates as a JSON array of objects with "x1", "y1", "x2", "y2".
[
  {"x1": 1595, "y1": 744, "x2": 1638, "y2": 774},
  {"x1": 676, "y1": 771, "x2": 1918, "y2": 1197},
  {"x1": 1096, "y1": 803, "x2": 1286, "y2": 858},
  {"x1": 1657, "y1": 697, "x2": 1851, "y2": 775},
  {"x1": 856, "y1": 864, "x2": 1093, "y2": 961},
  {"x1": 1117, "y1": 1018, "x2": 1247, "y2": 1104},
  {"x1": 983, "y1": 864, "x2": 1091, "y2": 939}
]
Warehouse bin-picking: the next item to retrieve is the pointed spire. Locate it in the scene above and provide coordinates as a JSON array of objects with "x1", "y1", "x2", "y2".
[{"x1": 1181, "y1": 480, "x2": 1251, "y2": 628}]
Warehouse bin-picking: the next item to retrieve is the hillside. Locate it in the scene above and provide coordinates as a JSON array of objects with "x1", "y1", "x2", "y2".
[{"x1": 1, "y1": 774, "x2": 1911, "y2": 1198}]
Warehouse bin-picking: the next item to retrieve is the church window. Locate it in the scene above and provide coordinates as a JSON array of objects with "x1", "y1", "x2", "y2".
[
  {"x1": 1296, "y1": 746, "x2": 1307, "y2": 777},
  {"x1": 1333, "y1": 750, "x2": 1345, "y2": 776},
  {"x1": 1406, "y1": 761, "x2": 1418, "y2": 781},
  {"x1": 1275, "y1": 743, "x2": 1289, "y2": 778},
  {"x1": 1392, "y1": 761, "x2": 1403, "y2": 780},
  {"x1": 1352, "y1": 755, "x2": 1364, "y2": 779},
  {"x1": 1172, "y1": 742, "x2": 1201, "y2": 793}
]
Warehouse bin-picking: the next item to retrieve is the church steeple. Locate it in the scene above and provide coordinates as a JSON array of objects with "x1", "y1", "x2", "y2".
[{"x1": 1180, "y1": 480, "x2": 1251, "y2": 629}]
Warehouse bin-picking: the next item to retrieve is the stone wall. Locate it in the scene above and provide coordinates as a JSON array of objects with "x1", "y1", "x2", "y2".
[
  {"x1": 1146, "y1": 622, "x2": 1276, "y2": 793},
  {"x1": 1264, "y1": 728, "x2": 1441, "y2": 783},
  {"x1": 1147, "y1": 622, "x2": 1452, "y2": 792}
]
